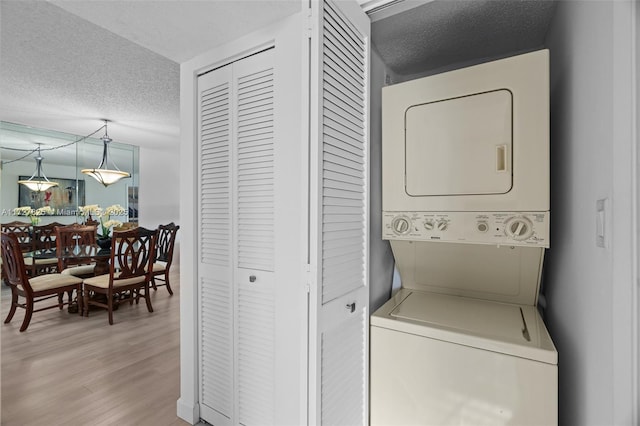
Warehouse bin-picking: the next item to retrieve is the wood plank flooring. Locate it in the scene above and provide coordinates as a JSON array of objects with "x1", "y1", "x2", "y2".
[{"x1": 1, "y1": 270, "x2": 189, "y2": 426}]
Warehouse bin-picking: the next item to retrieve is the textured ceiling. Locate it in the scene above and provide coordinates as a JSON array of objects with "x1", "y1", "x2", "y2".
[
  {"x1": 0, "y1": 0, "x2": 300, "y2": 160},
  {"x1": 0, "y1": 0, "x2": 181, "y2": 153},
  {"x1": 50, "y1": 0, "x2": 302, "y2": 64},
  {"x1": 373, "y1": 0, "x2": 557, "y2": 78}
]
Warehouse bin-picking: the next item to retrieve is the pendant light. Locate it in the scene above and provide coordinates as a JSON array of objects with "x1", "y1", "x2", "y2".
[
  {"x1": 81, "y1": 120, "x2": 130, "y2": 187},
  {"x1": 17, "y1": 144, "x2": 59, "y2": 192}
]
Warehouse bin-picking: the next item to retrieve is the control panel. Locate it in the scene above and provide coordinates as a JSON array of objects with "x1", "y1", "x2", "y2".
[{"x1": 383, "y1": 211, "x2": 549, "y2": 247}]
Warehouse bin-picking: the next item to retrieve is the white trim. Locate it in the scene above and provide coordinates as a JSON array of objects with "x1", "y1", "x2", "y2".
[
  {"x1": 633, "y1": 1, "x2": 639, "y2": 423},
  {"x1": 612, "y1": 1, "x2": 638, "y2": 424},
  {"x1": 178, "y1": 56, "x2": 201, "y2": 425},
  {"x1": 176, "y1": 398, "x2": 200, "y2": 425},
  {"x1": 358, "y1": 0, "x2": 433, "y2": 22}
]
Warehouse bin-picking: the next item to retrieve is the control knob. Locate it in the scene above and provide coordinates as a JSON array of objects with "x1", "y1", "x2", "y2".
[
  {"x1": 505, "y1": 217, "x2": 534, "y2": 241},
  {"x1": 423, "y1": 220, "x2": 435, "y2": 231},
  {"x1": 436, "y1": 220, "x2": 448, "y2": 231},
  {"x1": 391, "y1": 216, "x2": 411, "y2": 235}
]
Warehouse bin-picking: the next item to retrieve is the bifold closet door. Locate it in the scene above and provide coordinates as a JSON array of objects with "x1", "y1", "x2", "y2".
[
  {"x1": 198, "y1": 63, "x2": 234, "y2": 424},
  {"x1": 309, "y1": 1, "x2": 370, "y2": 425},
  {"x1": 232, "y1": 51, "x2": 276, "y2": 426},
  {"x1": 197, "y1": 49, "x2": 276, "y2": 426}
]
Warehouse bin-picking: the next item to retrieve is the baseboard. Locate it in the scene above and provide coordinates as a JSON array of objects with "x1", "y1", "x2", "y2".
[{"x1": 177, "y1": 397, "x2": 200, "y2": 425}]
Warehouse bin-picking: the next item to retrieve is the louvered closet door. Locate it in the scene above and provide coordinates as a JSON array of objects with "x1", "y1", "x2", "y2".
[
  {"x1": 197, "y1": 49, "x2": 276, "y2": 426},
  {"x1": 232, "y1": 51, "x2": 277, "y2": 426},
  {"x1": 198, "y1": 64, "x2": 234, "y2": 425},
  {"x1": 310, "y1": 1, "x2": 370, "y2": 425}
]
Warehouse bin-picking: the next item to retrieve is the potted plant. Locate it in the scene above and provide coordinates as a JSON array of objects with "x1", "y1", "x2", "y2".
[{"x1": 78, "y1": 204, "x2": 126, "y2": 249}]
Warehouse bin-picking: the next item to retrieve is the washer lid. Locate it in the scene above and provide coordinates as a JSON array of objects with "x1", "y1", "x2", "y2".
[
  {"x1": 390, "y1": 241, "x2": 544, "y2": 305},
  {"x1": 371, "y1": 289, "x2": 557, "y2": 364}
]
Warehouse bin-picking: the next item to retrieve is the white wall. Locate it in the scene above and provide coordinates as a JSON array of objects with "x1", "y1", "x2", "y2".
[
  {"x1": 138, "y1": 143, "x2": 181, "y2": 262},
  {"x1": 138, "y1": 144, "x2": 180, "y2": 229},
  {"x1": 369, "y1": 48, "x2": 395, "y2": 313},
  {"x1": 545, "y1": 1, "x2": 637, "y2": 424}
]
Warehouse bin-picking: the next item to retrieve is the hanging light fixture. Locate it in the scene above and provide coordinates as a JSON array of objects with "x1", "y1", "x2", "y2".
[
  {"x1": 17, "y1": 144, "x2": 59, "y2": 192},
  {"x1": 81, "y1": 120, "x2": 130, "y2": 187}
]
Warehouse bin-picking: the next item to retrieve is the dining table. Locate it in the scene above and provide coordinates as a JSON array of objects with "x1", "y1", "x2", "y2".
[{"x1": 25, "y1": 244, "x2": 112, "y2": 276}]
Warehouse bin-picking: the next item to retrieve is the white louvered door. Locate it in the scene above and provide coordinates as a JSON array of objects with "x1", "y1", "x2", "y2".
[
  {"x1": 197, "y1": 49, "x2": 276, "y2": 426},
  {"x1": 309, "y1": 1, "x2": 370, "y2": 425},
  {"x1": 232, "y1": 52, "x2": 276, "y2": 426},
  {"x1": 198, "y1": 64, "x2": 234, "y2": 425}
]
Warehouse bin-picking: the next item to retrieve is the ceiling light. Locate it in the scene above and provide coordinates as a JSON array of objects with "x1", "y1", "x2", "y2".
[
  {"x1": 81, "y1": 120, "x2": 130, "y2": 187},
  {"x1": 17, "y1": 144, "x2": 59, "y2": 192}
]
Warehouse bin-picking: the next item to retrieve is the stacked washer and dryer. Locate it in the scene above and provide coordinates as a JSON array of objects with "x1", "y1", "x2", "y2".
[{"x1": 370, "y1": 50, "x2": 558, "y2": 425}]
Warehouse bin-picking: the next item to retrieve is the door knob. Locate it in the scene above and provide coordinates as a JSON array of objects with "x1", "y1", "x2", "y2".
[
  {"x1": 346, "y1": 302, "x2": 356, "y2": 313},
  {"x1": 249, "y1": 275, "x2": 256, "y2": 283}
]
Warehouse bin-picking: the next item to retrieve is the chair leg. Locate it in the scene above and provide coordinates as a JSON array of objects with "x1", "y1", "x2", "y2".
[
  {"x1": 151, "y1": 276, "x2": 158, "y2": 291},
  {"x1": 4, "y1": 290, "x2": 18, "y2": 323},
  {"x1": 144, "y1": 283, "x2": 153, "y2": 313},
  {"x1": 83, "y1": 291, "x2": 90, "y2": 317},
  {"x1": 77, "y1": 286, "x2": 83, "y2": 318},
  {"x1": 107, "y1": 292, "x2": 114, "y2": 325},
  {"x1": 19, "y1": 297, "x2": 34, "y2": 332},
  {"x1": 58, "y1": 293, "x2": 64, "y2": 310},
  {"x1": 164, "y1": 271, "x2": 173, "y2": 296}
]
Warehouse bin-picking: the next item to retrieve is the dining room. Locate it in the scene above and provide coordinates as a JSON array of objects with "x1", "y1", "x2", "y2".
[{"x1": 0, "y1": 123, "x2": 184, "y2": 424}]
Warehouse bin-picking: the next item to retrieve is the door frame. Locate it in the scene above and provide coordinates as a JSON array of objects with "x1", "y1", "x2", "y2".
[{"x1": 178, "y1": 12, "x2": 307, "y2": 425}]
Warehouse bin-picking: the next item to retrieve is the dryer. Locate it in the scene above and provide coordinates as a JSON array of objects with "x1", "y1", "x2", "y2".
[
  {"x1": 382, "y1": 49, "x2": 550, "y2": 247},
  {"x1": 372, "y1": 50, "x2": 557, "y2": 425}
]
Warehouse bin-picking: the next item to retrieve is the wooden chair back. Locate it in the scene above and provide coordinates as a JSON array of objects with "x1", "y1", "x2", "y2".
[
  {"x1": 1, "y1": 221, "x2": 32, "y2": 252},
  {"x1": 155, "y1": 222, "x2": 180, "y2": 265},
  {"x1": 54, "y1": 224, "x2": 98, "y2": 272},
  {"x1": 110, "y1": 227, "x2": 157, "y2": 285},
  {"x1": 32, "y1": 222, "x2": 65, "y2": 251},
  {"x1": 1, "y1": 232, "x2": 31, "y2": 293},
  {"x1": 1, "y1": 221, "x2": 32, "y2": 284}
]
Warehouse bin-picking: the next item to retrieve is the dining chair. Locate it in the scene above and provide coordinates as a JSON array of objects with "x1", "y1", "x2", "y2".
[
  {"x1": 1, "y1": 232, "x2": 83, "y2": 332},
  {"x1": 151, "y1": 222, "x2": 179, "y2": 295},
  {"x1": 54, "y1": 224, "x2": 98, "y2": 278},
  {"x1": 27, "y1": 222, "x2": 65, "y2": 276},
  {"x1": 82, "y1": 227, "x2": 158, "y2": 325}
]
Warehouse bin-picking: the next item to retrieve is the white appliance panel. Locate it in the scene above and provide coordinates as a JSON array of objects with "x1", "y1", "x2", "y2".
[
  {"x1": 370, "y1": 325, "x2": 558, "y2": 426},
  {"x1": 382, "y1": 49, "x2": 549, "y2": 213},
  {"x1": 405, "y1": 89, "x2": 513, "y2": 196},
  {"x1": 383, "y1": 211, "x2": 549, "y2": 247}
]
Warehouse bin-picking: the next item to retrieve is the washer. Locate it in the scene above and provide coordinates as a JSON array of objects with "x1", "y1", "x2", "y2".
[{"x1": 370, "y1": 288, "x2": 557, "y2": 425}]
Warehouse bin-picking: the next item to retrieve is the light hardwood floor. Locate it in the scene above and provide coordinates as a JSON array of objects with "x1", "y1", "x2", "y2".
[{"x1": 1, "y1": 270, "x2": 188, "y2": 426}]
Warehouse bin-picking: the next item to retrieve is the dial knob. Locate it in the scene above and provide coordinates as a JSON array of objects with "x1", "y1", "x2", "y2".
[
  {"x1": 424, "y1": 220, "x2": 435, "y2": 231},
  {"x1": 392, "y1": 216, "x2": 411, "y2": 235},
  {"x1": 505, "y1": 217, "x2": 534, "y2": 240},
  {"x1": 477, "y1": 221, "x2": 489, "y2": 233},
  {"x1": 437, "y1": 220, "x2": 448, "y2": 231}
]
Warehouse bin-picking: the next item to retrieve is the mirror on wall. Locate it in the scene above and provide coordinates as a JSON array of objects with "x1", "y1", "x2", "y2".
[{"x1": 0, "y1": 121, "x2": 139, "y2": 225}]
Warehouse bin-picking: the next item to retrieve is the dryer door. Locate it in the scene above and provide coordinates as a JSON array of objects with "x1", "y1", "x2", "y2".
[{"x1": 405, "y1": 89, "x2": 512, "y2": 196}]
